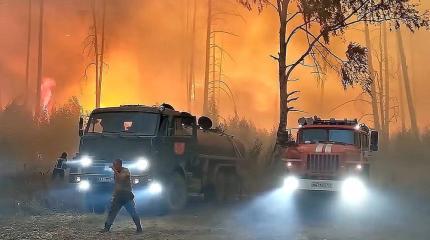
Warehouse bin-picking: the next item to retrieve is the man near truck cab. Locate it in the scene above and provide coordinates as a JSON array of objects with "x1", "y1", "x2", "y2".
[
  {"x1": 100, "y1": 159, "x2": 143, "y2": 233},
  {"x1": 52, "y1": 152, "x2": 68, "y2": 180}
]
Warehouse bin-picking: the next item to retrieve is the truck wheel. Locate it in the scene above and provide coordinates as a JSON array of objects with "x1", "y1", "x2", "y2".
[
  {"x1": 215, "y1": 170, "x2": 226, "y2": 202},
  {"x1": 165, "y1": 173, "x2": 188, "y2": 211},
  {"x1": 224, "y1": 170, "x2": 239, "y2": 201}
]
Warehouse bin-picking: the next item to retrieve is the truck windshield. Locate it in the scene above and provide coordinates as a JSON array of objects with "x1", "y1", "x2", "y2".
[
  {"x1": 300, "y1": 129, "x2": 355, "y2": 145},
  {"x1": 86, "y1": 112, "x2": 159, "y2": 135}
]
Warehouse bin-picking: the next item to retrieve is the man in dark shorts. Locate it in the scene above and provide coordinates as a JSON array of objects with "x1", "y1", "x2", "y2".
[{"x1": 100, "y1": 159, "x2": 142, "y2": 233}]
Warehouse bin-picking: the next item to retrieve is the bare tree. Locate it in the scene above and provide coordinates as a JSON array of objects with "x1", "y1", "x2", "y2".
[
  {"x1": 396, "y1": 29, "x2": 419, "y2": 138},
  {"x1": 239, "y1": 0, "x2": 428, "y2": 147},
  {"x1": 25, "y1": 0, "x2": 32, "y2": 106},
  {"x1": 187, "y1": 0, "x2": 197, "y2": 112},
  {"x1": 83, "y1": 0, "x2": 107, "y2": 109},
  {"x1": 98, "y1": 0, "x2": 106, "y2": 106},
  {"x1": 203, "y1": 0, "x2": 212, "y2": 115},
  {"x1": 382, "y1": 22, "x2": 390, "y2": 140},
  {"x1": 35, "y1": 0, "x2": 45, "y2": 120},
  {"x1": 397, "y1": 62, "x2": 406, "y2": 133},
  {"x1": 364, "y1": 23, "x2": 381, "y2": 132}
]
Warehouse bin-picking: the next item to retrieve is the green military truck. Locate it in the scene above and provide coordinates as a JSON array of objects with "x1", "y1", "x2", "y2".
[{"x1": 67, "y1": 104, "x2": 245, "y2": 213}]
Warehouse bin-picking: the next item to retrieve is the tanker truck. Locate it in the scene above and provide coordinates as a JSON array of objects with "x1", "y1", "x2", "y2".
[{"x1": 67, "y1": 104, "x2": 245, "y2": 213}]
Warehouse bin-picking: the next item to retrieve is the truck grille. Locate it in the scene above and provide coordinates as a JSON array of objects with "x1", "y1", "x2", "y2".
[{"x1": 307, "y1": 154, "x2": 340, "y2": 174}]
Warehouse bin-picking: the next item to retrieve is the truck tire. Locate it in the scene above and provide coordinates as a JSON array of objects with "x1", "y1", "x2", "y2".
[
  {"x1": 164, "y1": 173, "x2": 188, "y2": 211},
  {"x1": 215, "y1": 169, "x2": 238, "y2": 202},
  {"x1": 215, "y1": 170, "x2": 226, "y2": 202}
]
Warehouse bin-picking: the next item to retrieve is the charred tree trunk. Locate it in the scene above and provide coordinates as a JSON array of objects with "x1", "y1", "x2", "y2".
[
  {"x1": 378, "y1": 26, "x2": 385, "y2": 141},
  {"x1": 382, "y1": 22, "x2": 390, "y2": 140},
  {"x1": 203, "y1": 0, "x2": 212, "y2": 115},
  {"x1": 187, "y1": 0, "x2": 197, "y2": 113},
  {"x1": 364, "y1": 23, "x2": 381, "y2": 132},
  {"x1": 25, "y1": 0, "x2": 32, "y2": 106},
  {"x1": 276, "y1": 0, "x2": 289, "y2": 143},
  {"x1": 210, "y1": 34, "x2": 217, "y2": 123},
  {"x1": 319, "y1": 80, "x2": 325, "y2": 115},
  {"x1": 397, "y1": 62, "x2": 406, "y2": 134},
  {"x1": 98, "y1": 0, "x2": 106, "y2": 107},
  {"x1": 35, "y1": 0, "x2": 44, "y2": 120},
  {"x1": 396, "y1": 29, "x2": 419, "y2": 138},
  {"x1": 91, "y1": 0, "x2": 100, "y2": 109}
]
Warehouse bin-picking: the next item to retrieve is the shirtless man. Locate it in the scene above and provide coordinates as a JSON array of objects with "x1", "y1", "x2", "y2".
[{"x1": 100, "y1": 159, "x2": 142, "y2": 233}]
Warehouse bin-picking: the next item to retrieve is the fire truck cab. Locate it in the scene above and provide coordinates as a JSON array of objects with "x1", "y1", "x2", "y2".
[{"x1": 280, "y1": 117, "x2": 379, "y2": 202}]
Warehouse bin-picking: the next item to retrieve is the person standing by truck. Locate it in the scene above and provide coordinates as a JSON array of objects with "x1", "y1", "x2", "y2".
[
  {"x1": 100, "y1": 159, "x2": 143, "y2": 233},
  {"x1": 52, "y1": 152, "x2": 68, "y2": 180}
]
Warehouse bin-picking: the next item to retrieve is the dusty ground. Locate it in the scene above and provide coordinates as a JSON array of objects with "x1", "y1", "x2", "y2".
[{"x1": 1, "y1": 189, "x2": 429, "y2": 240}]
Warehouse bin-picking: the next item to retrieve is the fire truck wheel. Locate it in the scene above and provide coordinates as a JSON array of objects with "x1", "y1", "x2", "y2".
[{"x1": 165, "y1": 173, "x2": 188, "y2": 211}]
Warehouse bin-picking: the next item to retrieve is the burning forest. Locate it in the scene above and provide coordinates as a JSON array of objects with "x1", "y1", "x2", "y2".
[{"x1": 1, "y1": 0, "x2": 430, "y2": 239}]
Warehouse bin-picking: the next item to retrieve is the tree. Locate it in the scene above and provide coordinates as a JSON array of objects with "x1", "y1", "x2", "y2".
[
  {"x1": 35, "y1": 0, "x2": 45, "y2": 121},
  {"x1": 25, "y1": 0, "x2": 32, "y2": 106},
  {"x1": 364, "y1": 23, "x2": 381, "y2": 132},
  {"x1": 396, "y1": 29, "x2": 419, "y2": 138},
  {"x1": 238, "y1": 0, "x2": 428, "y2": 147},
  {"x1": 203, "y1": 0, "x2": 213, "y2": 116},
  {"x1": 382, "y1": 22, "x2": 390, "y2": 140},
  {"x1": 83, "y1": 0, "x2": 108, "y2": 109}
]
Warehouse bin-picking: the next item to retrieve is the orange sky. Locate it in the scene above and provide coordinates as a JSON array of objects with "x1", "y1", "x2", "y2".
[{"x1": 0, "y1": 0, "x2": 429, "y2": 133}]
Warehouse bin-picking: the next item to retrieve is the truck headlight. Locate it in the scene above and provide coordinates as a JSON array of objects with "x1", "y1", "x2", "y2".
[
  {"x1": 80, "y1": 156, "x2": 92, "y2": 167},
  {"x1": 78, "y1": 180, "x2": 90, "y2": 191},
  {"x1": 148, "y1": 181, "x2": 162, "y2": 194},
  {"x1": 341, "y1": 177, "x2": 367, "y2": 203},
  {"x1": 136, "y1": 158, "x2": 149, "y2": 171},
  {"x1": 283, "y1": 176, "x2": 299, "y2": 192}
]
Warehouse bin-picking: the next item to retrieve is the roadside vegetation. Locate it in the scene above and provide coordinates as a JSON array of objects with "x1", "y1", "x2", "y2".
[{"x1": 0, "y1": 97, "x2": 81, "y2": 214}]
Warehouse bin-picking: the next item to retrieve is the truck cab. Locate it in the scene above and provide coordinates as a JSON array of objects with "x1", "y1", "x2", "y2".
[
  {"x1": 68, "y1": 104, "x2": 244, "y2": 213},
  {"x1": 280, "y1": 117, "x2": 379, "y2": 203}
]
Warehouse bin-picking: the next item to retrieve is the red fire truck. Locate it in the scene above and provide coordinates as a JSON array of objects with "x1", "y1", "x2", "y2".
[{"x1": 280, "y1": 117, "x2": 379, "y2": 203}]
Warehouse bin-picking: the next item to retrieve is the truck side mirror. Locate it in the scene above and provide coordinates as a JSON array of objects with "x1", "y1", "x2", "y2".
[
  {"x1": 79, "y1": 117, "x2": 84, "y2": 137},
  {"x1": 370, "y1": 130, "x2": 379, "y2": 151},
  {"x1": 198, "y1": 116, "x2": 212, "y2": 130}
]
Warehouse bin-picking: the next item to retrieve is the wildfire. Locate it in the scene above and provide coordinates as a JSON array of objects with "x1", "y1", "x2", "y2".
[{"x1": 41, "y1": 77, "x2": 56, "y2": 114}]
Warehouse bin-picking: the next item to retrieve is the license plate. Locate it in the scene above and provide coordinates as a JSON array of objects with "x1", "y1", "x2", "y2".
[
  {"x1": 311, "y1": 182, "x2": 333, "y2": 189},
  {"x1": 97, "y1": 177, "x2": 113, "y2": 183}
]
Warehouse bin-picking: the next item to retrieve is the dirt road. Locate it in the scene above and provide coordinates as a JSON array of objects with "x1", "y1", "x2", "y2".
[{"x1": 1, "y1": 189, "x2": 429, "y2": 240}]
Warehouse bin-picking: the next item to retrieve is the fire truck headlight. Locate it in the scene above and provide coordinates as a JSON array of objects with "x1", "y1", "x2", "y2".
[
  {"x1": 283, "y1": 176, "x2": 299, "y2": 193},
  {"x1": 148, "y1": 181, "x2": 162, "y2": 194},
  {"x1": 136, "y1": 158, "x2": 150, "y2": 171},
  {"x1": 341, "y1": 177, "x2": 367, "y2": 203},
  {"x1": 80, "y1": 156, "x2": 92, "y2": 167},
  {"x1": 78, "y1": 180, "x2": 90, "y2": 191}
]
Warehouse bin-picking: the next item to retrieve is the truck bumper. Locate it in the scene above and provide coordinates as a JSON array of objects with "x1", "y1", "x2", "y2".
[
  {"x1": 69, "y1": 174, "x2": 163, "y2": 197},
  {"x1": 295, "y1": 178, "x2": 341, "y2": 192},
  {"x1": 282, "y1": 175, "x2": 368, "y2": 200}
]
